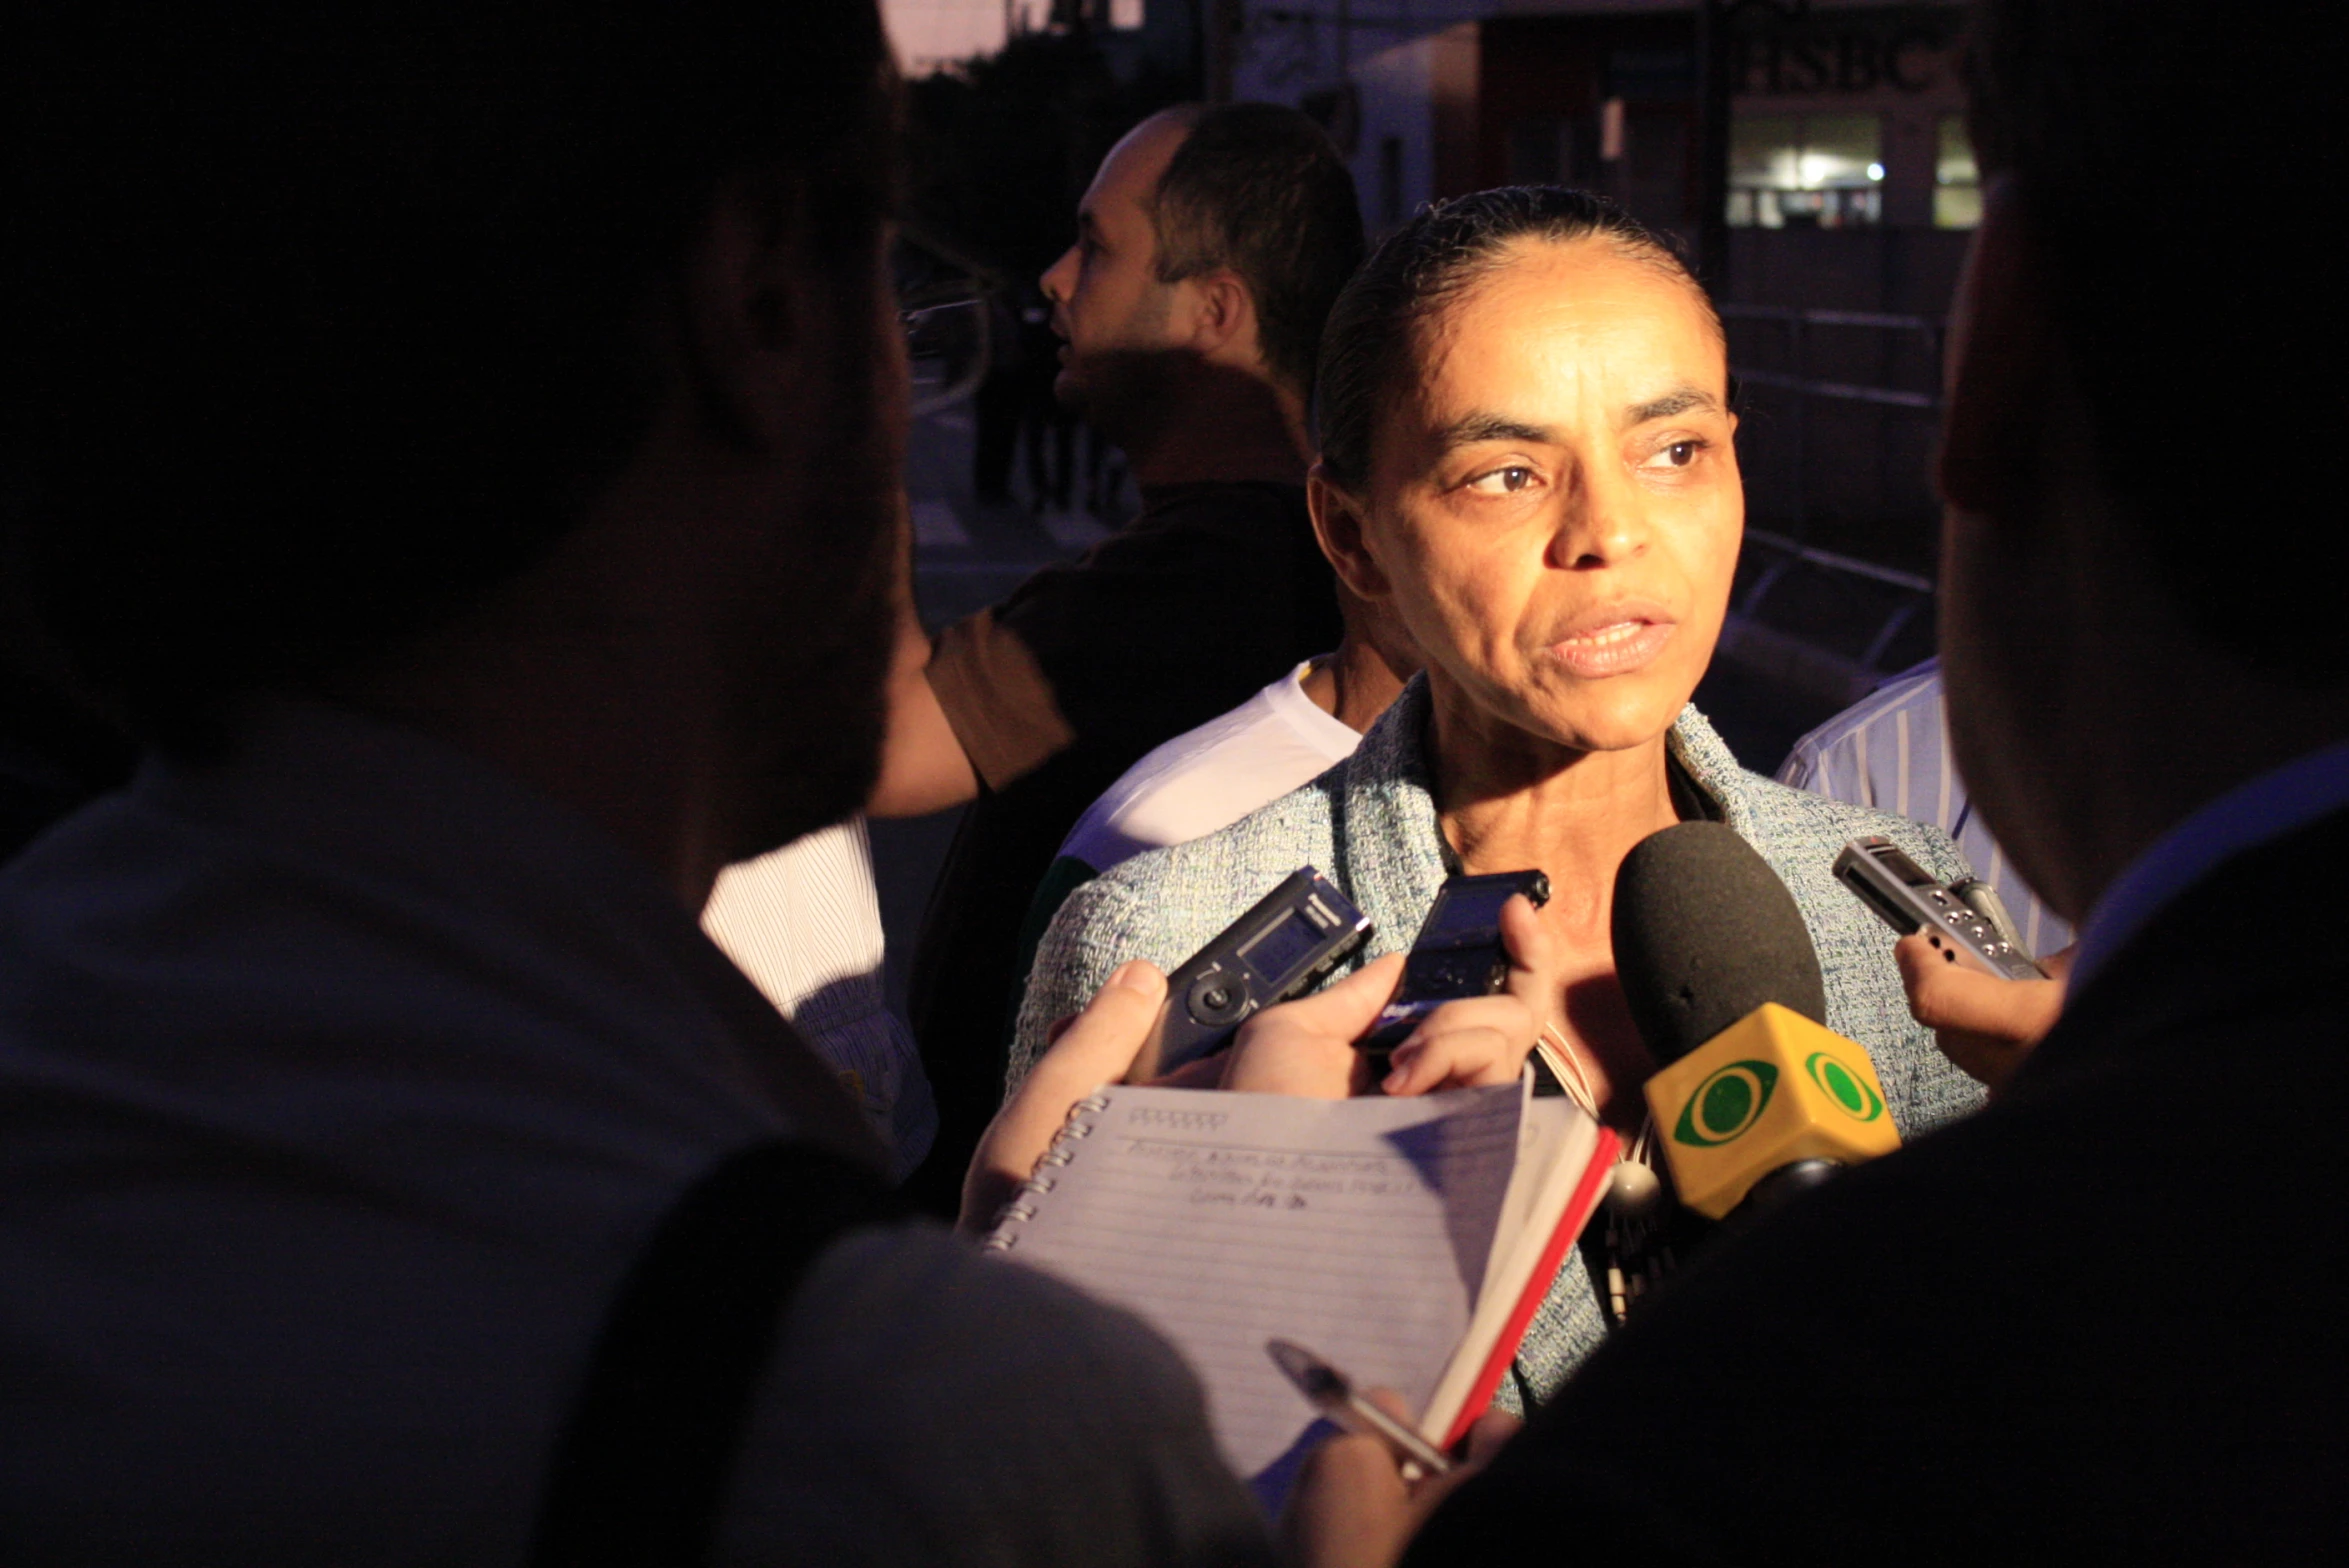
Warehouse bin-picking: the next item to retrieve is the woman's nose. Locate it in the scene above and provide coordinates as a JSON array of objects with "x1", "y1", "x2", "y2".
[{"x1": 1546, "y1": 463, "x2": 1651, "y2": 570}]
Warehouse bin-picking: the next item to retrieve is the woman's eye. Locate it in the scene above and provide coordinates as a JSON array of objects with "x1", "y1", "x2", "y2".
[
  {"x1": 1466, "y1": 465, "x2": 1538, "y2": 495},
  {"x1": 1643, "y1": 440, "x2": 1702, "y2": 470}
]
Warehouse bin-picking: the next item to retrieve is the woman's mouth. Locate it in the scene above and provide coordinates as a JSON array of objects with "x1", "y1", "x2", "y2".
[{"x1": 1543, "y1": 615, "x2": 1676, "y2": 678}]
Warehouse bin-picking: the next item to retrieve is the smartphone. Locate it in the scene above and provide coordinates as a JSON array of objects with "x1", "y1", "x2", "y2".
[
  {"x1": 1358, "y1": 869, "x2": 1552, "y2": 1053},
  {"x1": 1832, "y1": 836, "x2": 2045, "y2": 980},
  {"x1": 1127, "y1": 867, "x2": 1373, "y2": 1082}
]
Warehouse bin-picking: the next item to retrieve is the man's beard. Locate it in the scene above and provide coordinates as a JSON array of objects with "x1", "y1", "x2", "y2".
[
  {"x1": 736, "y1": 595, "x2": 892, "y2": 853},
  {"x1": 721, "y1": 311, "x2": 906, "y2": 865},
  {"x1": 1938, "y1": 501, "x2": 2081, "y2": 923},
  {"x1": 725, "y1": 500, "x2": 897, "y2": 862}
]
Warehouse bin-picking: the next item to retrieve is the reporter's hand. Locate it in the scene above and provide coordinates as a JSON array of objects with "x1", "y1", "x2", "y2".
[
  {"x1": 1381, "y1": 893, "x2": 1557, "y2": 1096},
  {"x1": 957, "y1": 961, "x2": 1165, "y2": 1236},
  {"x1": 1896, "y1": 936, "x2": 2072, "y2": 1094},
  {"x1": 1221, "y1": 892, "x2": 1558, "y2": 1099},
  {"x1": 1280, "y1": 1390, "x2": 1519, "y2": 1568},
  {"x1": 1219, "y1": 953, "x2": 1404, "y2": 1097}
]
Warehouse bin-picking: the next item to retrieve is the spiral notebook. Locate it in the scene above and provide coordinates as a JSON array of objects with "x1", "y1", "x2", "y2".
[{"x1": 985, "y1": 1080, "x2": 1616, "y2": 1491}]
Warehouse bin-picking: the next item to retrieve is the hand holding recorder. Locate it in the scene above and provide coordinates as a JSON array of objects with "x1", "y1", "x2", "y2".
[
  {"x1": 1124, "y1": 863, "x2": 1560, "y2": 1096},
  {"x1": 965, "y1": 871, "x2": 1563, "y2": 1230},
  {"x1": 1833, "y1": 834, "x2": 2069, "y2": 1092},
  {"x1": 1895, "y1": 935, "x2": 2071, "y2": 1093},
  {"x1": 1218, "y1": 886, "x2": 1558, "y2": 1099}
]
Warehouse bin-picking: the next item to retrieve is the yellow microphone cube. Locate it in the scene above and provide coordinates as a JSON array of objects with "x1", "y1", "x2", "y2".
[{"x1": 1642, "y1": 1002, "x2": 1902, "y2": 1220}]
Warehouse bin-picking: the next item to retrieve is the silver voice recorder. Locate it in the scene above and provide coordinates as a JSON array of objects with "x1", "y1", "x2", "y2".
[{"x1": 1832, "y1": 835, "x2": 2045, "y2": 980}]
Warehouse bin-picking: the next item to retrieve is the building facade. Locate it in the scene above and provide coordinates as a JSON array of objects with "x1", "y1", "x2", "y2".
[{"x1": 1231, "y1": 0, "x2": 1971, "y2": 575}]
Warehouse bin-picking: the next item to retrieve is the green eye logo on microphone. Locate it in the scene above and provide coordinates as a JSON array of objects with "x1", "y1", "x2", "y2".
[
  {"x1": 1804, "y1": 1051, "x2": 1885, "y2": 1123},
  {"x1": 1673, "y1": 1060, "x2": 1778, "y2": 1146}
]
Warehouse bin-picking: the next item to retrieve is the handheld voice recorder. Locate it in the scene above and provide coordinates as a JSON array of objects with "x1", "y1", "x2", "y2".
[
  {"x1": 1832, "y1": 836, "x2": 2045, "y2": 980},
  {"x1": 1128, "y1": 866, "x2": 1373, "y2": 1082},
  {"x1": 1359, "y1": 869, "x2": 1552, "y2": 1053}
]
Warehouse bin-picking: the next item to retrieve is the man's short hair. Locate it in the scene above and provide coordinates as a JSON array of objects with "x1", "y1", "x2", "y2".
[
  {"x1": 1966, "y1": 0, "x2": 2347, "y2": 680},
  {"x1": 1147, "y1": 103, "x2": 1365, "y2": 401},
  {"x1": 6, "y1": 0, "x2": 896, "y2": 739}
]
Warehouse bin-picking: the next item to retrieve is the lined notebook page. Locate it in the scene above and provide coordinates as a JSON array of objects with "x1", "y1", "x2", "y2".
[{"x1": 990, "y1": 1083, "x2": 1523, "y2": 1482}]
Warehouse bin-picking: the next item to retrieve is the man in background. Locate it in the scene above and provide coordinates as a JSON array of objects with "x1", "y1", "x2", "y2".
[
  {"x1": 873, "y1": 103, "x2": 1367, "y2": 1210},
  {"x1": 0, "y1": 6, "x2": 1266, "y2": 1560}
]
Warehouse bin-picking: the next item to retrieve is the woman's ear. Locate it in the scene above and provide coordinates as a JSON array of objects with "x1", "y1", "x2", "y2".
[{"x1": 1307, "y1": 463, "x2": 1393, "y2": 601}]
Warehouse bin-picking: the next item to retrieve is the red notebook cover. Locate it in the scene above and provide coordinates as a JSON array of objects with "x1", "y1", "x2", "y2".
[{"x1": 1438, "y1": 1126, "x2": 1621, "y2": 1450}]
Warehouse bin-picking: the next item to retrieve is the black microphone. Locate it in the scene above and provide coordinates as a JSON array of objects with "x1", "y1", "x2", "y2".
[{"x1": 1613, "y1": 822, "x2": 1900, "y2": 1220}]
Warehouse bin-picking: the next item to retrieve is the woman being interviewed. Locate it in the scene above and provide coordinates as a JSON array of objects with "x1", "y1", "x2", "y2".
[{"x1": 1009, "y1": 187, "x2": 1980, "y2": 1403}]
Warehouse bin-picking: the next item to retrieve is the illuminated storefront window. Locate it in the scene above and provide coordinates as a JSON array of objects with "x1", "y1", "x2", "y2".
[
  {"x1": 1935, "y1": 113, "x2": 1981, "y2": 229},
  {"x1": 1728, "y1": 112, "x2": 1884, "y2": 228}
]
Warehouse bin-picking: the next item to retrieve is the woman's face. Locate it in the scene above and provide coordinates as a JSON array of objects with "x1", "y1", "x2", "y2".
[{"x1": 1348, "y1": 238, "x2": 1741, "y2": 758}]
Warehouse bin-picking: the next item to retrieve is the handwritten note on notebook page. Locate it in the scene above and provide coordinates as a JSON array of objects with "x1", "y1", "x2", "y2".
[{"x1": 988, "y1": 1081, "x2": 1606, "y2": 1487}]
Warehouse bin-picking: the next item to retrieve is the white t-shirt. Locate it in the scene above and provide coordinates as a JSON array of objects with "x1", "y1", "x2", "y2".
[
  {"x1": 1059, "y1": 661, "x2": 1363, "y2": 874},
  {"x1": 0, "y1": 699, "x2": 1268, "y2": 1568}
]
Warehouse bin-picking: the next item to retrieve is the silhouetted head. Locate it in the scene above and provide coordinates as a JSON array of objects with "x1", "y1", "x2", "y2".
[
  {"x1": 1963, "y1": 0, "x2": 2347, "y2": 683},
  {"x1": 9, "y1": 0, "x2": 901, "y2": 781}
]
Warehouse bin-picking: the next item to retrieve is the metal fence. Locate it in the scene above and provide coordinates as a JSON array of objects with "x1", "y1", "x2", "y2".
[
  {"x1": 1719, "y1": 526, "x2": 1938, "y2": 713},
  {"x1": 1722, "y1": 303, "x2": 1945, "y2": 551}
]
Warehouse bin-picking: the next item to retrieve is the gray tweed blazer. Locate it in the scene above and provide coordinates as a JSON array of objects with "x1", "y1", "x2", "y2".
[{"x1": 1013, "y1": 677, "x2": 1987, "y2": 1404}]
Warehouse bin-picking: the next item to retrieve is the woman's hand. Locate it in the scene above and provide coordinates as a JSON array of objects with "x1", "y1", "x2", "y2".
[
  {"x1": 957, "y1": 961, "x2": 1166, "y2": 1236},
  {"x1": 1895, "y1": 936, "x2": 2071, "y2": 1094}
]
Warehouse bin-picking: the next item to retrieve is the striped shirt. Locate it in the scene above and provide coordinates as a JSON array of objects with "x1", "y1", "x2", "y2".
[
  {"x1": 1776, "y1": 658, "x2": 2073, "y2": 958},
  {"x1": 703, "y1": 816, "x2": 937, "y2": 1179}
]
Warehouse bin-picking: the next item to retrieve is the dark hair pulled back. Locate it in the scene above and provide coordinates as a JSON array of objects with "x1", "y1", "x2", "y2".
[{"x1": 1314, "y1": 186, "x2": 1713, "y2": 492}]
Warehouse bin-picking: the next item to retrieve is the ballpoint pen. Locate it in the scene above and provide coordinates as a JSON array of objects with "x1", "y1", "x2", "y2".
[{"x1": 1266, "y1": 1337, "x2": 1454, "y2": 1479}]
